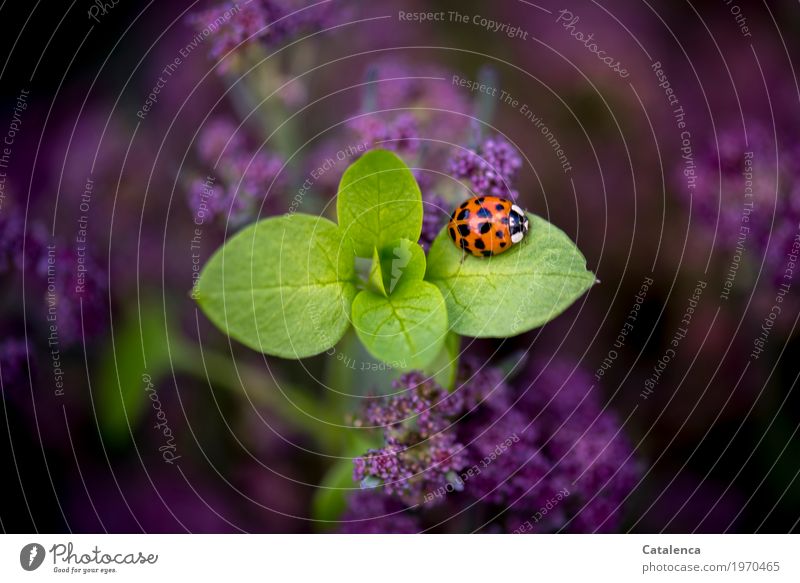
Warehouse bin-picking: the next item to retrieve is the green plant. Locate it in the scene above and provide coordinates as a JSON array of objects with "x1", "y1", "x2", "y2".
[{"x1": 194, "y1": 150, "x2": 594, "y2": 384}]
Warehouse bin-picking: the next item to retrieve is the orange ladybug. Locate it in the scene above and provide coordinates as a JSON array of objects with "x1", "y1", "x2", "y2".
[{"x1": 447, "y1": 196, "x2": 530, "y2": 257}]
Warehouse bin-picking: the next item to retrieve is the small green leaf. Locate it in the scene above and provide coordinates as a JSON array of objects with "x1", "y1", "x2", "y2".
[
  {"x1": 376, "y1": 238, "x2": 426, "y2": 294},
  {"x1": 336, "y1": 150, "x2": 423, "y2": 257},
  {"x1": 351, "y1": 281, "x2": 448, "y2": 369},
  {"x1": 426, "y1": 213, "x2": 595, "y2": 337},
  {"x1": 195, "y1": 214, "x2": 357, "y2": 358}
]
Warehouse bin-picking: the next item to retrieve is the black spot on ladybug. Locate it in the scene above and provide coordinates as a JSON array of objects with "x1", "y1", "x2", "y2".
[
  {"x1": 482, "y1": 250, "x2": 493, "y2": 257},
  {"x1": 500, "y1": 242, "x2": 507, "y2": 248},
  {"x1": 459, "y1": 239, "x2": 470, "y2": 250},
  {"x1": 496, "y1": 230, "x2": 504, "y2": 239},
  {"x1": 456, "y1": 209, "x2": 470, "y2": 221},
  {"x1": 449, "y1": 227, "x2": 456, "y2": 240},
  {"x1": 476, "y1": 207, "x2": 492, "y2": 219},
  {"x1": 501, "y1": 217, "x2": 509, "y2": 225},
  {"x1": 479, "y1": 222, "x2": 492, "y2": 234},
  {"x1": 474, "y1": 238, "x2": 485, "y2": 250},
  {"x1": 477, "y1": 197, "x2": 485, "y2": 203},
  {"x1": 495, "y1": 203, "x2": 504, "y2": 211},
  {"x1": 457, "y1": 224, "x2": 471, "y2": 237},
  {"x1": 460, "y1": 201, "x2": 469, "y2": 209}
]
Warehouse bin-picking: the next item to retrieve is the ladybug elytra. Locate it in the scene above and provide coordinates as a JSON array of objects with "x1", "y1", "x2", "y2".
[{"x1": 447, "y1": 196, "x2": 530, "y2": 257}]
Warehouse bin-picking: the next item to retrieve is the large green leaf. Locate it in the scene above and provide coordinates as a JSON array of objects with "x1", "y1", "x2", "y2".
[
  {"x1": 351, "y1": 281, "x2": 448, "y2": 370},
  {"x1": 336, "y1": 150, "x2": 423, "y2": 257},
  {"x1": 425, "y1": 213, "x2": 595, "y2": 337},
  {"x1": 195, "y1": 214, "x2": 357, "y2": 358}
]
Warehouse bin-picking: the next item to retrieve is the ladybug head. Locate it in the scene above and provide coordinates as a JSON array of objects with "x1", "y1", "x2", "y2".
[{"x1": 509, "y1": 204, "x2": 530, "y2": 244}]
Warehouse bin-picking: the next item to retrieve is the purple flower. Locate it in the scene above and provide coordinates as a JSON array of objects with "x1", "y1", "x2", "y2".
[
  {"x1": 354, "y1": 433, "x2": 470, "y2": 504},
  {"x1": 348, "y1": 113, "x2": 420, "y2": 156},
  {"x1": 224, "y1": 150, "x2": 285, "y2": 225},
  {"x1": 357, "y1": 58, "x2": 471, "y2": 146},
  {"x1": 196, "y1": 118, "x2": 247, "y2": 165},
  {"x1": 229, "y1": 150, "x2": 284, "y2": 194},
  {"x1": 188, "y1": 2, "x2": 270, "y2": 67},
  {"x1": 189, "y1": 1, "x2": 341, "y2": 71},
  {"x1": 364, "y1": 372, "x2": 460, "y2": 429},
  {"x1": 449, "y1": 136, "x2": 522, "y2": 199},
  {"x1": 189, "y1": 119, "x2": 285, "y2": 227},
  {"x1": 188, "y1": 177, "x2": 226, "y2": 224},
  {"x1": 364, "y1": 58, "x2": 468, "y2": 114},
  {"x1": 49, "y1": 246, "x2": 109, "y2": 346},
  {"x1": 354, "y1": 445, "x2": 411, "y2": 491},
  {"x1": 515, "y1": 360, "x2": 639, "y2": 532},
  {"x1": 419, "y1": 193, "x2": 448, "y2": 252},
  {"x1": 345, "y1": 357, "x2": 640, "y2": 533},
  {"x1": 353, "y1": 372, "x2": 467, "y2": 505},
  {"x1": 456, "y1": 354, "x2": 514, "y2": 413},
  {"x1": 23, "y1": 228, "x2": 109, "y2": 347},
  {"x1": 20, "y1": 222, "x2": 55, "y2": 279},
  {"x1": 460, "y1": 410, "x2": 559, "y2": 510}
]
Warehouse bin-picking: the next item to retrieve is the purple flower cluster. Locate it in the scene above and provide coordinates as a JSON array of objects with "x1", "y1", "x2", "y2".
[
  {"x1": 355, "y1": 58, "x2": 471, "y2": 148},
  {"x1": 448, "y1": 136, "x2": 523, "y2": 200},
  {"x1": 342, "y1": 357, "x2": 639, "y2": 533},
  {"x1": 687, "y1": 125, "x2": 800, "y2": 286},
  {"x1": 188, "y1": 118, "x2": 285, "y2": 227},
  {"x1": 510, "y1": 361, "x2": 639, "y2": 532},
  {"x1": 189, "y1": 0, "x2": 339, "y2": 71},
  {"x1": 348, "y1": 113, "x2": 420, "y2": 156},
  {"x1": 352, "y1": 372, "x2": 466, "y2": 506},
  {"x1": 0, "y1": 206, "x2": 109, "y2": 348},
  {"x1": 32, "y1": 235, "x2": 109, "y2": 347},
  {"x1": 196, "y1": 118, "x2": 247, "y2": 163},
  {"x1": 365, "y1": 58, "x2": 469, "y2": 116}
]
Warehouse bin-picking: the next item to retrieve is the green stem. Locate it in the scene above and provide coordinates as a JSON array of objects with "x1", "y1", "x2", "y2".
[{"x1": 172, "y1": 342, "x2": 341, "y2": 447}]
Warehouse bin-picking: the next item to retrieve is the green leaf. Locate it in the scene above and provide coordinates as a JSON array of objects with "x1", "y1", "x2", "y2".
[
  {"x1": 374, "y1": 238, "x2": 426, "y2": 295},
  {"x1": 195, "y1": 214, "x2": 358, "y2": 358},
  {"x1": 336, "y1": 149, "x2": 423, "y2": 257},
  {"x1": 351, "y1": 281, "x2": 448, "y2": 369},
  {"x1": 425, "y1": 213, "x2": 595, "y2": 337}
]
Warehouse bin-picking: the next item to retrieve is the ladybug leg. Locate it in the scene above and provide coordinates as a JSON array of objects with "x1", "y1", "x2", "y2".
[{"x1": 460, "y1": 249, "x2": 467, "y2": 265}]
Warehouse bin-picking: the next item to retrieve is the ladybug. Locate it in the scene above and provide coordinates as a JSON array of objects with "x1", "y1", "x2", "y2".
[{"x1": 447, "y1": 196, "x2": 530, "y2": 257}]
